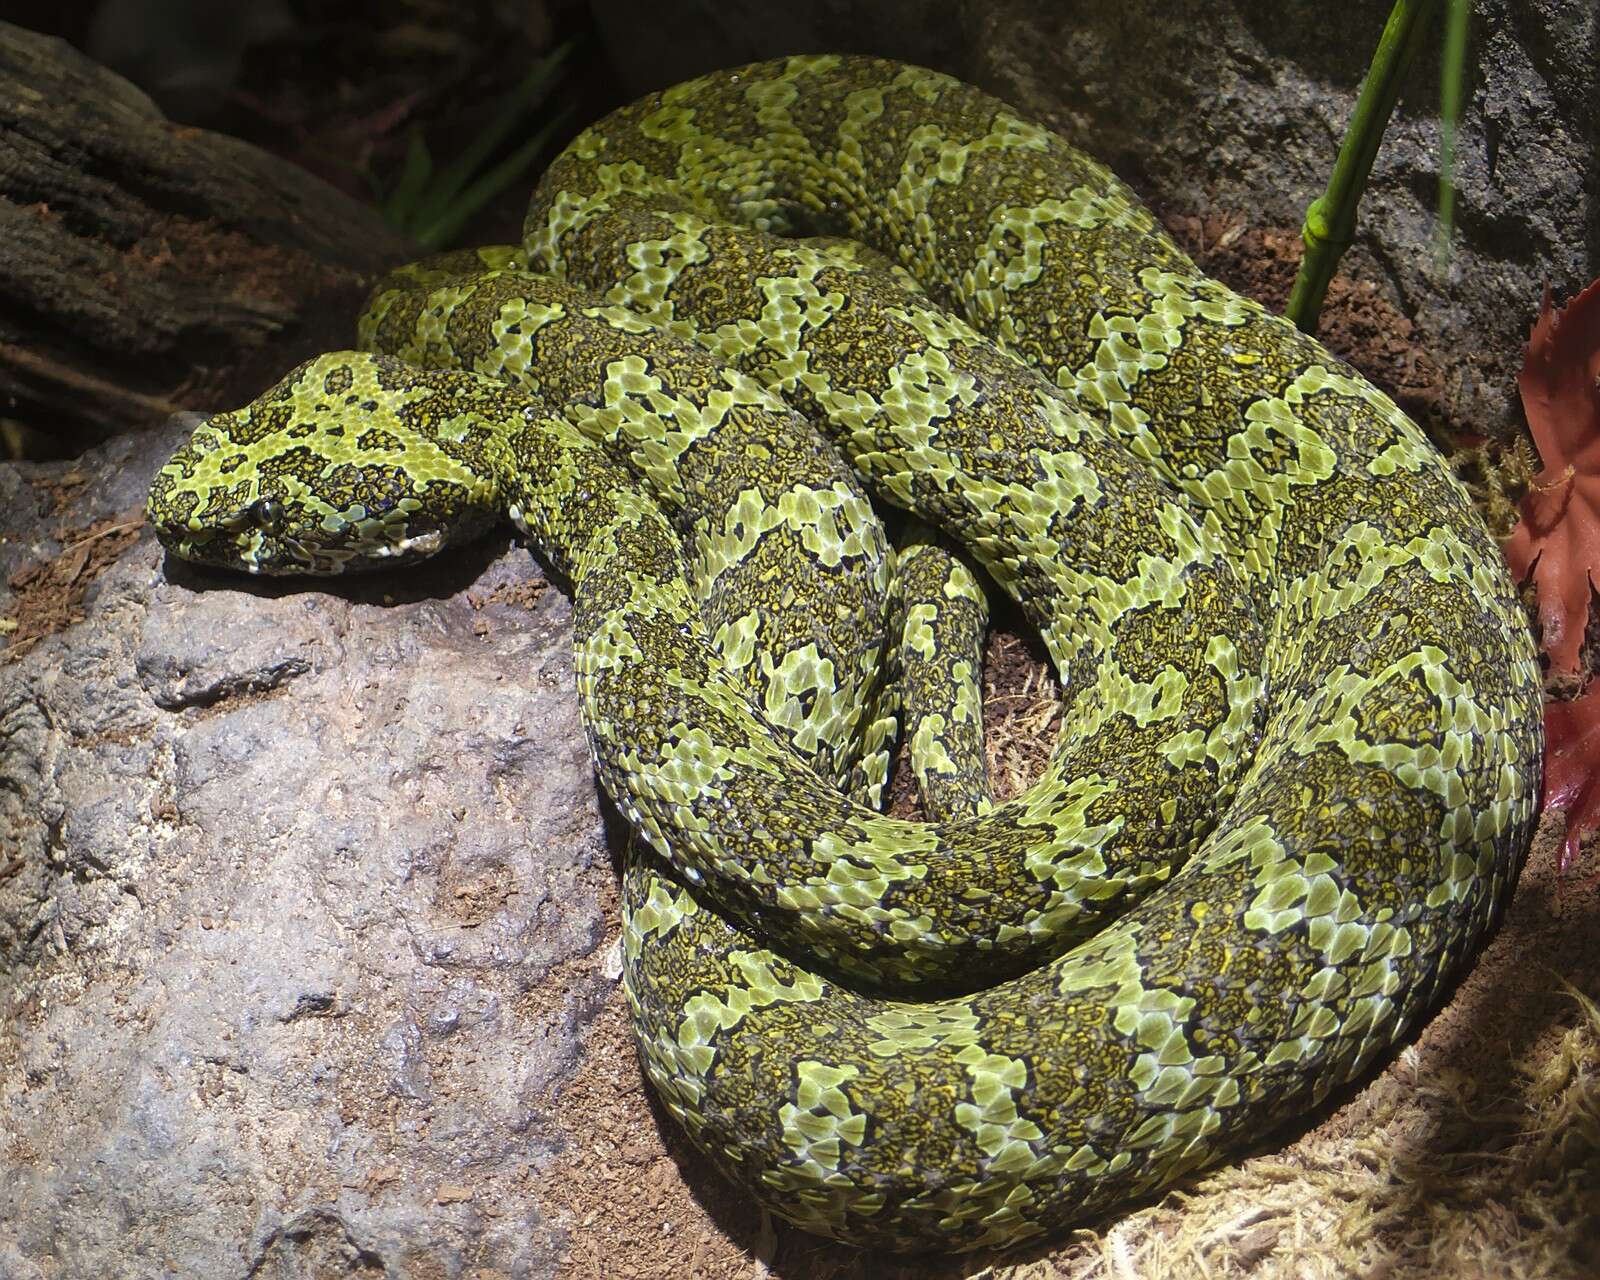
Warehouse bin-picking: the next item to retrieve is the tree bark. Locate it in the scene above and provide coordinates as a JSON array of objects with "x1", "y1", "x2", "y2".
[{"x1": 0, "y1": 21, "x2": 417, "y2": 454}]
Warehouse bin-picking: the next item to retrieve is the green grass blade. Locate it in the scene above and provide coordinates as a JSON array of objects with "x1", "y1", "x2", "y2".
[
  {"x1": 384, "y1": 129, "x2": 435, "y2": 229},
  {"x1": 416, "y1": 39, "x2": 578, "y2": 226},
  {"x1": 414, "y1": 104, "x2": 576, "y2": 250}
]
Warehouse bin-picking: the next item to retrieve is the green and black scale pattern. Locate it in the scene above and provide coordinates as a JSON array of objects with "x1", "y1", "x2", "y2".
[{"x1": 146, "y1": 54, "x2": 1543, "y2": 1253}]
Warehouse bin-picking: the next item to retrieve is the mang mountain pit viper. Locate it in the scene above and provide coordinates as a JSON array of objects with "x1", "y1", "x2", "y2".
[{"x1": 146, "y1": 54, "x2": 1543, "y2": 1252}]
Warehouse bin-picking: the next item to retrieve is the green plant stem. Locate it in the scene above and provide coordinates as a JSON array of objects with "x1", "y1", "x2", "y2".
[
  {"x1": 1286, "y1": 0, "x2": 1443, "y2": 334},
  {"x1": 1434, "y1": 0, "x2": 1469, "y2": 272}
]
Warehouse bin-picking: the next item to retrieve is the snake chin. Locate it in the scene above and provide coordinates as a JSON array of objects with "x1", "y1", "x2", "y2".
[{"x1": 148, "y1": 497, "x2": 437, "y2": 577}]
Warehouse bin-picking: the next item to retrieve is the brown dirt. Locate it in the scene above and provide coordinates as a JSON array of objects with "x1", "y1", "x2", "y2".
[
  {"x1": 465, "y1": 577, "x2": 553, "y2": 637},
  {"x1": 1, "y1": 502, "x2": 145, "y2": 662}
]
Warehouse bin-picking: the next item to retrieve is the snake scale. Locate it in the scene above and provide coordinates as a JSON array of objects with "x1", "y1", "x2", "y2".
[{"x1": 147, "y1": 55, "x2": 1543, "y2": 1252}]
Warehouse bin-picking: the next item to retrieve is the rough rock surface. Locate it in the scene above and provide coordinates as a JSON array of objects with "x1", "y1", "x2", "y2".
[
  {"x1": 0, "y1": 417, "x2": 613, "y2": 1278},
  {"x1": 591, "y1": 0, "x2": 1594, "y2": 437}
]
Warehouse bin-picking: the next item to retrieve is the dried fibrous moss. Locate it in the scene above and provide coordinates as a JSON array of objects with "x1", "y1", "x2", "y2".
[
  {"x1": 1449, "y1": 435, "x2": 1540, "y2": 543},
  {"x1": 977, "y1": 983, "x2": 1599, "y2": 1280}
]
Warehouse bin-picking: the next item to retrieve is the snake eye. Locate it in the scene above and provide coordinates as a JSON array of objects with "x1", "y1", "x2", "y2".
[{"x1": 250, "y1": 496, "x2": 285, "y2": 532}]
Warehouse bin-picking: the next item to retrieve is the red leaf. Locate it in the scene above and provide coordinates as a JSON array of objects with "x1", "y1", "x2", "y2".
[
  {"x1": 1545, "y1": 684, "x2": 1600, "y2": 871},
  {"x1": 1504, "y1": 281, "x2": 1600, "y2": 674}
]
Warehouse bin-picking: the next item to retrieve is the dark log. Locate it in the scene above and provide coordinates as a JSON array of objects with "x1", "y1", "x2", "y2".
[{"x1": 0, "y1": 21, "x2": 417, "y2": 454}]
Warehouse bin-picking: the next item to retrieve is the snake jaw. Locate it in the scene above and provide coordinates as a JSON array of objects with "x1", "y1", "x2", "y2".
[{"x1": 153, "y1": 501, "x2": 455, "y2": 576}]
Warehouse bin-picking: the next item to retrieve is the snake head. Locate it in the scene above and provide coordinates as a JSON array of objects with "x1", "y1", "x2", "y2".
[{"x1": 147, "y1": 352, "x2": 509, "y2": 575}]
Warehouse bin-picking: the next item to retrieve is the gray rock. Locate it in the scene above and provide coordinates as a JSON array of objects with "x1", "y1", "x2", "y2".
[
  {"x1": 0, "y1": 416, "x2": 614, "y2": 1279},
  {"x1": 592, "y1": 0, "x2": 1593, "y2": 436}
]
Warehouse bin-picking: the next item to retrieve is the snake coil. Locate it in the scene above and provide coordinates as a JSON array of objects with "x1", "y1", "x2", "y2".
[{"x1": 148, "y1": 55, "x2": 1543, "y2": 1252}]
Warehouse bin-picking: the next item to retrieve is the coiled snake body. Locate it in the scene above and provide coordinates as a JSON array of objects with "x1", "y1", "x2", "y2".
[{"x1": 148, "y1": 56, "x2": 1543, "y2": 1252}]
